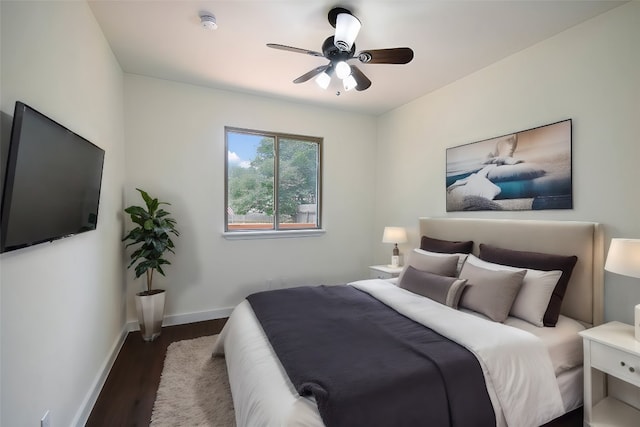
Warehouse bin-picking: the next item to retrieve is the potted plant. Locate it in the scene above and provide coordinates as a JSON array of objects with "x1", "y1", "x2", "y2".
[{"x1": 123, "y1": 188, "x2": 179, "y2": 341}]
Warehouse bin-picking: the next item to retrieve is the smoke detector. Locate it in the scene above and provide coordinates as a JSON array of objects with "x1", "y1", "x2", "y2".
[{"x1": 200, "y1": 14, "x2": 217, "y2": 30}]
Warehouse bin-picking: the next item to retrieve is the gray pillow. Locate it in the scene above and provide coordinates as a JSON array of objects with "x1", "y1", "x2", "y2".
[
  {"x1": 465, "y1": 255, "x2": 561, "y2": 327},
  {"x1": 399, "y1": 266, "x2": 468, "y2": 308},
  {"x1": 414, "y1": 248, "x2": 468, "y2": 276},
  {"x1": 458, "y1": 262, "x2": 526, "y2": 322},
  {"x1": 398, "y1": 249, "x2": 459, "y2": 282}
]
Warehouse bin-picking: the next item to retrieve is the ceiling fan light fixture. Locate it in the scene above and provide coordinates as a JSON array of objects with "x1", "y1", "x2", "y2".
[
  {"x1": 335, "y1": 61, "x2": 351, "y2": 79},
  {"x1": 315, "y1": 72, "x2": 331, "y2": 90},
  {"x1": 334, "y1": 12, "x2": 361, "y2": 52},
  {"x1": 343, "y1": 74, "x2": 357, "y2": 91}
]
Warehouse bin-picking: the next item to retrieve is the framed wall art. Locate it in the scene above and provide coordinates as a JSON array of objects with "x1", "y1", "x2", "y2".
[{"x1": 446, "y1": 119, "x2": 572, "y2": 212}]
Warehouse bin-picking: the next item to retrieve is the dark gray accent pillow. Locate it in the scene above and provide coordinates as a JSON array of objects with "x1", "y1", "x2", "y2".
[
  {"x1": 421, "y1": 235, "x2": 474, "y2": 254},
  {"x1": 458, "y1": 262, "x2": 526, "y2": 322},
  {"x1": 399, "y1": 266, "x2": 468, "y2": 308},
  {"x1": 478, "y1": 244, "x2": 578, "y2": 327}
]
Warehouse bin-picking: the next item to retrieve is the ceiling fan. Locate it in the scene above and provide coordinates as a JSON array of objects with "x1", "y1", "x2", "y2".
[{"x1": 267, "y1": 7, "x2": 414, "y2": 93}]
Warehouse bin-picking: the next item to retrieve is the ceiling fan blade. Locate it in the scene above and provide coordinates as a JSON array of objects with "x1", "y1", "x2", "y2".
[
  {"x1": 293, "y1": 65, "x2": 330, "y2": 84},
  {"x1": 266, "y1": 43, "x2": 324, "y2": 57},
  {"x1": 350, "y1": 65, "x2": 371, "y2": 91},
  {"x1": 358, "y1": 48, "x2": 414, "y2": 64}
]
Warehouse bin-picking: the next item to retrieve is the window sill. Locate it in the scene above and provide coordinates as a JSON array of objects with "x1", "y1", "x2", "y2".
[{"x1": 222, "y1": 229, "x2": 326, "y2": 240}]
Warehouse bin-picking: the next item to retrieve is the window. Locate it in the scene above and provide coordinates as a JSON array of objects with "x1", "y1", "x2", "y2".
[{"x1": 225, "y1": 127, "x2": 322, "y2": 233}]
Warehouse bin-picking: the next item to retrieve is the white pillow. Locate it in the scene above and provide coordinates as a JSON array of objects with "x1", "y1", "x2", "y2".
[
  {"x1": 466, "y1": 255, "x2": 562, "y2": 327},
  {"x1": 414, "y1": 248, "x2": 468, "y2": 275}
]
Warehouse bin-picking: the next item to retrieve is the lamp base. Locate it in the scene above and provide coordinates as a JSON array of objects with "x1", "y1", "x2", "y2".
[
  {"x1": 635, "y1": 304, "x2": 640, "y2": 342},
  {"x1": 391, "y1": 255, "x2": 400, "y2": 268}
]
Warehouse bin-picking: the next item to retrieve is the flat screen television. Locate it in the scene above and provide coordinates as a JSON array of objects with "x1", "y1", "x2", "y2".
[{"x1": 0, "y1": 101, "x2": 105, "y2": 253}]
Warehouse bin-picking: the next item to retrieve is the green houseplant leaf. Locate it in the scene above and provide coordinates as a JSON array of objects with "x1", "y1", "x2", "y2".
[{"x1": 122, "y1": 188, "x2": 179, "y2": 294}]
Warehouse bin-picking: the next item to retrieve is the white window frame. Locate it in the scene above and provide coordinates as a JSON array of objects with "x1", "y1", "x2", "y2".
[{"x1": 223, "y1": 127, "x2": 323, "y2": 239}]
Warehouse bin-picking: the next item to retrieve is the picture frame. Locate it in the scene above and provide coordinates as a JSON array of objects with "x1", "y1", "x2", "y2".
[{"x1": 446, "y1": 119, "x2": 572, "y2": 212}]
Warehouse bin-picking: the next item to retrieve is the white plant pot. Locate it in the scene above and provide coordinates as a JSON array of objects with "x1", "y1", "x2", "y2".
[{"x1": 135, "y1": 289, "x2": 166, "y2": 341}]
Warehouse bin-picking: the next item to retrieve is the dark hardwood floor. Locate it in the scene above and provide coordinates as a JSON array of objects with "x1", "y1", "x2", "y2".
[
  {"x1": 86, "y1": 317, "x2": 582, "y2": 427},
  {"x1": 86, "y1": 318, "x2": 227, "y2": 426},
  {"x1": 543, "y1": 408, "x2": 582, "y2": 427}
]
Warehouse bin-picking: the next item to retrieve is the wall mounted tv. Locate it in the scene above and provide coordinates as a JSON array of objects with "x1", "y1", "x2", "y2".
[{"x1": 0, "y1": 101, "x2": 105, "y2": 253}]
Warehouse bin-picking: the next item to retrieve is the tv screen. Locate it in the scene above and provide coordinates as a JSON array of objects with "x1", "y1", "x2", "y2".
[{"x1": 0, "y1": 102, "x2": 105, "y2": 253}]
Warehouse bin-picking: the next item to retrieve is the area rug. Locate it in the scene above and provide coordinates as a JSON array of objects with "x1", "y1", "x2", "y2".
[{"x1": 150, "y1": 335, "x2": 236, "y2": 426}]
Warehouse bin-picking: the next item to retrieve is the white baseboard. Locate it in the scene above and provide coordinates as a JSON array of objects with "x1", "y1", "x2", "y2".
[
  {"x1": 72, "y1": 323, "x2": 129, "y2": 427},
  {"x1": 126, "y1": 306, "x2": 234, "y2": 332}
]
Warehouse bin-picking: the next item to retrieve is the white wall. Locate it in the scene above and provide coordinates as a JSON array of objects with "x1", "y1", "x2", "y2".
[
  {"x1": 374, "y1": 2, "x2": 640, "y2": 324},
  {"x1": 123, "y1": 75, "x2": 377, "y2": 323},
  {"x1": 0, "y1": 1, "x2": 126, "y2": 426}
]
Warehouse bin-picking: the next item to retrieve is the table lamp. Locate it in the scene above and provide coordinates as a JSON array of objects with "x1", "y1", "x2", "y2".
[
  {"x1": 604, "y1": 238, "x2": 640, "y2": 340},
  {"x1": 382, "y1": 226, "x2": 407, "y2": 267}
]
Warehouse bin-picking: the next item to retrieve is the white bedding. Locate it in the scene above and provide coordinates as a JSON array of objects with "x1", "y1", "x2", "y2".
[
  {"x1": 390, "y1": 277, "x2": 586, "y2": 376},
  {"x1": 212, "y1": 279, "x2": 574, "y2": 427},
  {"x1": 352, "y1": 279, "x2": 564, "y2": 427},
  {"x1": 214, "y1": 299, "x2": 324, "y2": 427},
  {"x1": 557, "y1": 366, "x2": 584, "y2": 413},
  {"x1": 504, "y1": 314, "x2": 585, "y2": 375}
]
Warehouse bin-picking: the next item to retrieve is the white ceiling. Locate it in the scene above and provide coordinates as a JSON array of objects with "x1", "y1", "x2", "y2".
[{"x1": 88, "y1": 0, "x2": 625, "y2": 116}]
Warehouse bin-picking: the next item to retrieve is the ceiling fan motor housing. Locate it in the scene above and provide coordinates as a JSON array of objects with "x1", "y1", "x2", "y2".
[{"x1": 322, "y1": 36, "x2": 355, "y2": 63}]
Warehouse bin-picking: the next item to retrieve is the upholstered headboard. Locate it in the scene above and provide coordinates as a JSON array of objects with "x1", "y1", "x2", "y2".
[{"x1": 419, "y1": 218, "x2": 604, "y2": 326}]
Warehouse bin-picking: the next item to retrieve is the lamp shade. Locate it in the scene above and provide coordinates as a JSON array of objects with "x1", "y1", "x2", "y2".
[
  {"x1": 335, "y1": 61, "x2": 351, "y2": 79},
  {"x1": 605, "y1": 238, "x2": 640, "y2": 278},
  {"x1": 382, "y1": 227, "x2": 407, "y2": 244},
  {"x1": 315, "y1": 72, "x2": 331, "y2": 89},
  {"x1": 334, "y1": 12, "x2": 361, "y2": 52},
  {"x1": 343, "y1": 74, "x2": 357, "y2": 91}
]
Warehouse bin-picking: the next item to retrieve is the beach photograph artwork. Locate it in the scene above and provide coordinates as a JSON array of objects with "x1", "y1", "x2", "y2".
[{"x1": 446, "y1": 120, "x2": 572, "y2": 211}]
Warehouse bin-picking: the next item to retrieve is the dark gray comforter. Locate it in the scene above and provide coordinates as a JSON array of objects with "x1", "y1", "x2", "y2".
[{"x1": 247, "y1": 284, "x2": 495, "y2": 427}]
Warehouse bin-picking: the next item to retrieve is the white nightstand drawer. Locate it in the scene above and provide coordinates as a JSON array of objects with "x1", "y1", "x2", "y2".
[
  {"x1": 369, "y1": 265, "x2": 403, "y2": 280},
  {"x1": 370, "y1": 270, "x2": 394, "y2": 279},
  {"x1": 591, "y1": 341, "x2": 640, "y2": 388}
]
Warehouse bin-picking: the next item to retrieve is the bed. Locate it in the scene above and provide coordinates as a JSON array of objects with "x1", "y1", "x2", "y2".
[{"x1": 212, "y1": 217, "x2": 604, "y2": 427}]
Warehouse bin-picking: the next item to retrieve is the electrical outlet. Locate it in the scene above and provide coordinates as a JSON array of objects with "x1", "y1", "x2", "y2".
[{"x1": 41, "y1": 410, "x2": 51, "y2": 427}]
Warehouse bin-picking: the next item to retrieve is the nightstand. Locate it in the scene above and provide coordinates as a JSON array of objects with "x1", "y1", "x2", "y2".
[
  {"x1": 579, "y1": 321, "x2": 640, "y2": 426},
  {"x1": 369, "y1": 265, "x2": 403, "y2": 280}
]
